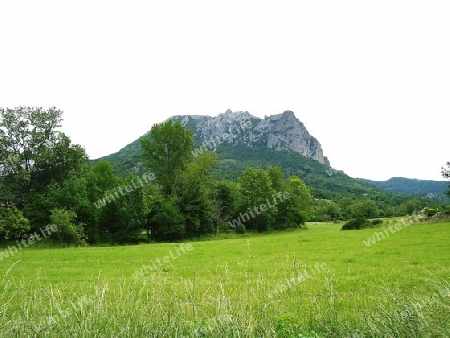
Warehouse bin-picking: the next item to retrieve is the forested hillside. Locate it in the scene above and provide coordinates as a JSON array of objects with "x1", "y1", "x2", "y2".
[{"x1": 361, "y1": 177, "x2": 449, "y2": 201}]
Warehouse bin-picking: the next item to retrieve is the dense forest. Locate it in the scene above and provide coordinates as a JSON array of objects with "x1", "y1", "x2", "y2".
[{"x1": 1, "y1": 107, "x2": 448, "y2": 244}]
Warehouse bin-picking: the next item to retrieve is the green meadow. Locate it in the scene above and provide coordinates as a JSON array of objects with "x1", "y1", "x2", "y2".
[{"x1": 1, "y1": 219, "x2": 449, "y2": 337}]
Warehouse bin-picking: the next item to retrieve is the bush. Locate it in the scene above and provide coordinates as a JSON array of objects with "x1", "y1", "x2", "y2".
[
  {"x1": 147, "y1": 198, "x2": 186, "y2": 241},
  {"x1": 342, "y1": 218, "x2": 383, "y2": 230},
  {"x1": 50, "y1": 208, "x2": 87, "y2": 245},
  {"x1": 217, "y1": 222, "x2": 233, "y2": 234},
  {"x1": 234, "y1": 224, "x2": 246, "y2": 234},
  {"x1": 341, "y1": 218, "x2": 371, "y2": 230},
  {"x1": 370, "y1": 219, "x2": 383, "y2": 226},
  {"x1": 421, "y1": 207, "x2": 439, "y2": 218},
  {"x1": 0, "y1": 207, "x2": 31, "y2": 240}
]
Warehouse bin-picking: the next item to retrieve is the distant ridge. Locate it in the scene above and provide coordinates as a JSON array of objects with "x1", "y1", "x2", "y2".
[{"x1": 360, "y1": 177, "x2": 449, "y2": 200}]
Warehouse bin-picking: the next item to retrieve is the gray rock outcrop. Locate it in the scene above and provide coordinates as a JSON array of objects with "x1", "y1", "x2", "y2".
[{"x1": 171, "y1": 109, "x2": 330, "y2": 165}]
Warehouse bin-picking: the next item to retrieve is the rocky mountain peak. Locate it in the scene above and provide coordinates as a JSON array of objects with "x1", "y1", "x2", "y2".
[{"x1": 171, "y1": 110, "x2": 330, "y2": 165}]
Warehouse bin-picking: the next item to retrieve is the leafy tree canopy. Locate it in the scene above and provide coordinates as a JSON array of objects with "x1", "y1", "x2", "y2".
[
  {"x1": 0, "y1": 107, "x2": 88, "y2": 209},
  {"x1": 140, "y1": 120, "x2": 194, "y2": 198}
]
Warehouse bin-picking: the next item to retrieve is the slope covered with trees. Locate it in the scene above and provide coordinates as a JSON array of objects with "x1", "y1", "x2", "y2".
[
  {"x1": 360, "y1": 177, "x2": 449, "y2": 201},
  {"x1": 98, "y1": 128, "x2": 440, "y2": 219}
]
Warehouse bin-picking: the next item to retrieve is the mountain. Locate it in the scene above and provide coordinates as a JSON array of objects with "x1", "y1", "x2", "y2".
[
  {"x1": 95, "y1": 110, "x2": 421, "y2": 205},
  {"x1": 99, "y1": 109, "x2": 332, "y2": 176},
  {"x1": 172, "y1": 110, "x2": 330, "y2": 165},
  {"x1": 360, "y1": 177, "x2": 449, "y2": 201}
]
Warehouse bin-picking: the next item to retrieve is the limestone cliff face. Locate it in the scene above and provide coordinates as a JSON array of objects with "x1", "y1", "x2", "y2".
[{"x1": 171, "y1": 109, "x2": 330, "y2": 165}]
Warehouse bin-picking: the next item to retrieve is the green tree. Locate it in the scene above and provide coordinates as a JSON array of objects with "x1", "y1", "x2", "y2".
[
  {"x1": 146, "y1": 197, "x2": 185, "y2": 241},
  {"x1": 349, "y1": 199, "x2": 379, "y2": 219},
  {"x1": 212, "y1": 180, "x2": 242, "y2": 233},
  {"x1": 278, "y1": 176, "x2": 313, "y2": 228},
  {"x1": 175, "y1": 152, "x2": 218, "y2": 237},
  {"x1": 337, "y1": 197, "x2": 354, "y2": 219},
  {"x1": 399, "y1": 198, "x2": 422, "y2": 215},
  {"x1": 268, "y1": 166, "x2": 283, "y2": 191},
  {"x1": 0, "y1": 107, "x2": 88, "y2": 209},
  {"x1": 140, "y1": 120, "x2": 194, "y2": 198},
  {"x1": 97, "y1": 173, "x2": 147, "y2": 243},
  {"x1": 86, "y1": 160, "x2": 121, "y2": 242},
  {"x1": 239, "y1": 168, "x2": 276, "y2": 232},
  {"x1": 50, "y1": 208, "x2": 86, "y2": 245},
  {"x1": 89, "y1": 160, "x2": 119, "y2": 201},
  {"x1": 313, "y1": 199, "x2": 342, "y2": 222}
]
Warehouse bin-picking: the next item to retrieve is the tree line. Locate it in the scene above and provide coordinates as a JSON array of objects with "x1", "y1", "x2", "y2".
[{"x1": 1, "y1": 107, "x2": 447, "y2": 245}]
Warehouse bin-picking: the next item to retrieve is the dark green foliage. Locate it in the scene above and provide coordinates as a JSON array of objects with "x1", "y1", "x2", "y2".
[
  {"x1": 146, "y1": 197, "x2": 186, "y2": 241},
  {"x1": 370, "y1": 219, "x2": 383, "y2": 226},
  {"x1": 217, "y1": 221, "x2": 233, "y2": 234},
  {"x1": 282, "y1": 176, "x2": 313, "y2": 228},
  {"x1": 140, "y1": 121, "x2": 219, "y2": 241},
  {"x1": 45, "y1": 172, "x2": 95, "y2": 230},
  {"x1": 0, "y1": 107, "x2": 93, "y2": 244},
  {"x1": 0, "y1": 207, "x2": 30, "y2": 240},
  {"x1": 348, "y1": 199, "x2": 379, "y2": 219},
  {"x1": 174, "y1": 153, "x2": 218, "y2": 238},
  {"x1": 234, "y1": 224, "x2": 246, "y2": 234},
  {"x1": 140, "y1": 120, "x2": 194, "y2": 198},
  {"x1": 176, "y1": 181, "x2": 214, "y2": 238},
  {"x1": 24, "y1": 163, "x2": 106, "y2": 243},
  {"x1": 268, "y1": 166, "x2": 283, "y2": 191},
  {"x1": 212, "y1": 144, "x2": 384, "y2": 201},
  {"x1": 212, "y1": 180, "x2": 241, "y2": 228},
  {"x1": 239, "y1": 168, "x2": 276, "y2": 232},
  {"x1": 98, "y1": 139, "x2": 425, "y2": 217},
  {"x1": 399, "y1": 198, "x2": 423, "y2": 215},
  {"x1": 341, "y1": 218, "x2": 381, "y2": 230},
  {"x1": 84, "y1": 160, "x2": 119, "y2": 242},
  {"x1": 0, "y1": 107, "x2": 88, "y2": 209},
  {"x1": 342, "y1": 218, "x2": 370, "y2": 230},
  {"x1": 89, "y1": 160, "x2": 119, "y2": 198},
  {"x1": 50, "y1": 208, "x2": 86, "y2": 245},
  {"x1": 97, "y1": 174, "x2": 147, "y2": 243},
  {"x1": 337, "y1": 197, "x2": 354, "y2": 219},
  {"x1": 313, "y1": 199, "x2": 342, "y2": 221}
]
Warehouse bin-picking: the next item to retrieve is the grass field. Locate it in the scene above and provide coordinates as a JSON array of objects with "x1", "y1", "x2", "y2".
[{"x1": 1, "y1": 219, "x2": 449, "y2": 337}]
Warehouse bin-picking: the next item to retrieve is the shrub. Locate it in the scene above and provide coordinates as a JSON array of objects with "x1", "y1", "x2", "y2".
[
  {"x1": 0, "y1": 207, "x2": 31, "y2": 240},
  {"x1": 341, "y1": 218, "x2": 371, "y2": 230},
  {"x1": 50, "y1": 208, "x2": 87, "y2": 245},
  {"x1": 146, "y1": 198, "x2": 186, "y2": 241},
  {"x1": 217, "y1": 222, "x2": 233, "y2": 234},
  {"x1": 370, "y1": 219, "x2": 383, "y2": 226},
  {"x1": 234, "y1": 224, "x2": 246, "y2": 234},
  {"x1": 421, "y1": 207, "x2": 438, "y2": 218}
]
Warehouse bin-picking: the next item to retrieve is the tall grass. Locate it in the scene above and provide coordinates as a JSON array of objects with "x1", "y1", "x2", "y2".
[{"x1": 0, "y1": 220, "x2": 449, "y2": 337}]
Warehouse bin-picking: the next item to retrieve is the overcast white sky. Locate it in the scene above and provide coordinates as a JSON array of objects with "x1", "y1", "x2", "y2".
[{"x1": 1, "y1": 1, "x2": 449, "y2": 181}]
